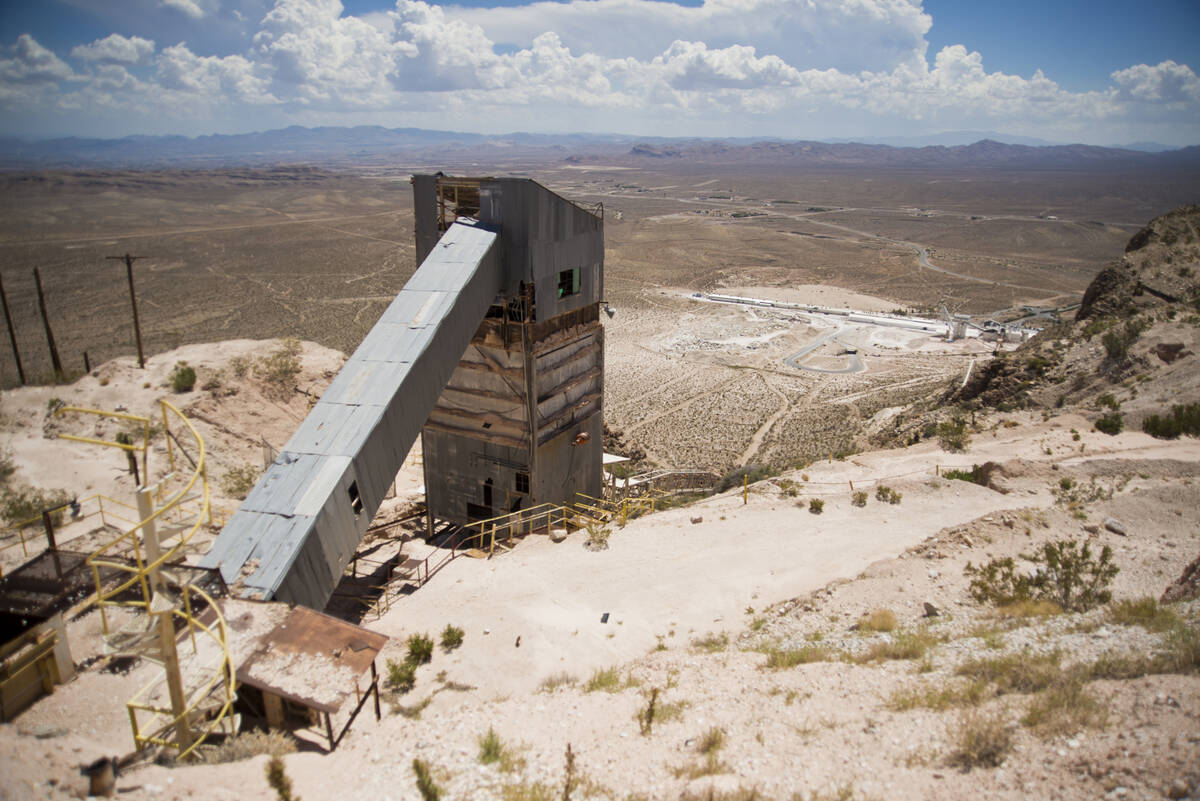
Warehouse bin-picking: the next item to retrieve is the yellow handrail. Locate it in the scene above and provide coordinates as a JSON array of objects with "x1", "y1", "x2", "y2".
[
  {"x1": 86, "y1": 399, "x2": 211, "y2": 634},
  {"x1": 125, "y1": 583, "x2": 236, "y2": 760}
]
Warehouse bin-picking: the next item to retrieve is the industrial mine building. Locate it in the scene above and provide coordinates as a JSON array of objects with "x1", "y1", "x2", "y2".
[{"x1": 200, "y1": 175, "x2": 606, "y2": 610}]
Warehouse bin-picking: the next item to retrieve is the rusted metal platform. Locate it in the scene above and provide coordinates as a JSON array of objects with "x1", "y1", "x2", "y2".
[{"x1": 234, "y1": 605, "x2": 386, "y2": 750}]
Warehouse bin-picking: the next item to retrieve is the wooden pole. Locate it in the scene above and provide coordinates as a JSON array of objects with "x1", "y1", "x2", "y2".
[
  {"x1": 0, "y1": 273, "x2": 25, "y2": 384},
  {"x1": 151, "y1": 592, "x2": 194, "y2": 753},
  {"x1": 106, "y1": 254, "x2": 145, "y2": 368},
  {"x1": 32, "y1": 268, "x2": 63, "y2": 378}
]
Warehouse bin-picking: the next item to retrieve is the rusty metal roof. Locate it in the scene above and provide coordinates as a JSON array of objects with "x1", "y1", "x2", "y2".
[{"x1": 234, "y1": 605, "x2": 387, "y2": 714}]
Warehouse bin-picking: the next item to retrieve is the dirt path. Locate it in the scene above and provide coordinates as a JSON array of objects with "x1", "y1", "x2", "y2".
[{"x1": 736, "y1": 374, "x2": 792, "y2": 466}]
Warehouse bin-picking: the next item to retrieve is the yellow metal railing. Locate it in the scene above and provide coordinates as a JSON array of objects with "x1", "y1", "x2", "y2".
[
  {"x1": 0, "y1": 493, "x2": 142, "y2": 562},
  {"x1": 125, "y1": 583, "x2": 236, "y2": 760},
  {"x1": 56, "y1": 400, "x2": 232, "y2": 758},
  {"x1": 84, "y1": 399, "x2": 211, "y2": 635}
]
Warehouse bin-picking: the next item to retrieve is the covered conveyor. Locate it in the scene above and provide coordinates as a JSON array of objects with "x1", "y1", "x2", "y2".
[{"x1": 199, "y1": 221, "x2": 502, "y2": 608}]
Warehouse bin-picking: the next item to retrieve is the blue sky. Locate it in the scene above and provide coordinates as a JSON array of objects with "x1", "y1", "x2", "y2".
[{"x1": 0, "y1": 0, "x2": 1197, "y2": 145}]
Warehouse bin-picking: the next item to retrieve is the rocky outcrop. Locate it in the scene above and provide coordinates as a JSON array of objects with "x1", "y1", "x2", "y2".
[
  {"x1": 1161, "y1": 551, "x2": 1200, "y2": 603},
  {"x1": 1077, "y1": 205, "x2": 1200, "y2": 322},
  {"x1": 1076, "y1": 262, "x2": 1139, "y2": 321}
]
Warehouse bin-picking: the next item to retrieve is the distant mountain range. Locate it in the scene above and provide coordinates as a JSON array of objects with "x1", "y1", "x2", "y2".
[{"x1": 0, "y1": 125, "x2": 1195, "y2": 170}]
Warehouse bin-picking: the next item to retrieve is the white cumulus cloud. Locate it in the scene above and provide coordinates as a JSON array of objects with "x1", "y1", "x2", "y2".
[
  {"x1": 72, "y1": 34, "x2": 157, "y2": 65},
  {"x1": 0, "y1": 0, "x2": 1197, "y2": 144}
]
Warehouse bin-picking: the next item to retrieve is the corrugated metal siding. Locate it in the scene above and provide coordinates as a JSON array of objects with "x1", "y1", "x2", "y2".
[{"x1": 199, "y1": 222, "x2": 502, "y2": 608}]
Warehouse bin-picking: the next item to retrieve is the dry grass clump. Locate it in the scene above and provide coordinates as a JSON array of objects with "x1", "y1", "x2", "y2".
[
  {"x1": 888, "y1": 678, "x2": 989, "y2": 712},
  {"x1": 956, "y1": 650, "x2": 1061, "y2": 694},
  {"x1": 946, "y1": 708, "x2": 1014, "y2": 770},
  {"x1": 537, "y1": 672, "x2": 576, "y2": 693},
  {"x1": 1020, "y1": 677, "x2": 1107, "y2": 736},
  {"x1": 763, "y1": 644, "x2": 833, "y2": 668},
  {"x1": 202, "y1": 729, "x2": 295, "y2": 764},
  {"x1": 852, "y1": 629, "x2": 940, "y2": 663},
  {"x1": 412, "y1": 758, "x2": 442, "y2": 801},
  {"x1": 220, "y1": 464, "x2": 260, "y2": 500},
  {"x1": 584, "y1": 666, "x2": 638, "y2": 693},
  {"x1": 857, "y1": 609, "x2": 897, "y2": 633},
  {"x1": 993, "y1": 599, "x2": 1063, "y2": 619},
  {"x1": 691, "y1": 632, "x2": 729, "y2": 652},
  {"x1": 478, "y1": 727, "x2": 524, "y2": 772},
  {"x1": 673, "y1": 726, "x2": 729, "y2": 779},
  {"x1": 1106, "y1": 597, "x2": 1181, "y2": 632},
  {"x1": 257, "y1": 337, "x2": 303, "y2": 392},
  {"x1": 678, "y1": 789, "x2": 781, "y2": 801}
]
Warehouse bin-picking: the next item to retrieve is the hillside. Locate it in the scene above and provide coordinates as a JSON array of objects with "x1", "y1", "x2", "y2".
[{"x1": 0, "y1": 208, "x2": 1197, "y2": 801}]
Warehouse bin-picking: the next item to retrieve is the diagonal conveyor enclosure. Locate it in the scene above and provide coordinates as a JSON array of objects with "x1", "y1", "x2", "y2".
[{"x1": 199, "y1": 221, "x2": 502, "y2": 608}]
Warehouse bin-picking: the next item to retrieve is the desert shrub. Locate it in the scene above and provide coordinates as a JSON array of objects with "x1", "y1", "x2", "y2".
[
  {"x1": 412, "y1": 758, "x2": 441, "y2": 801},
  {"x1": 406, "y1": 633, "x2": 435, "y2": 665},
  {"x1": 858, "y1": 609, "x2": 897, "y2": 633},
  {"x1": 1, "y1": 485, "x2": 71, "y2": 525},
  {"x1": 1094, "y1": 411, "x2": 1123, "y2": 435},
  {"x1": 169, "y1": 361, "x2": 196, "y2": 393},
  {"x1": 478, "y1": 727, "x2": 506, "y2": 764},
  {"x1": 1025, "y1": 356, "x2": 1052, "y2": 377},
  {"x1": 636, "y1": 687, "x2": 660, "y2": 735},
  {"x1": 777, "y1": 478, "x2": 800, "y2": 497},
  {"x1": 1081, "y1": 317, "x2": 1114, "y2": 340},
  {"x1": 947, "y1": 709, "x2": 1013, "y2": 770},
  {"x1": 808, "y1": 498, "x2": 824, "y2": 514},
  {"x1": 1101, "y1": 318, "x2": 1148, "y2": 363},
  {"x1": 875, "y1": 485, "x2": 902, "y2": 505},
  {"x1": 440, "y1": 624, "x2": 465, "y2": 651},
  {"x1": 850, "y1": 490, "x2": 867, "y2": 507},
  {"x1": 937, "y1": 417, "x2": 971, "y2": 452},
  {"x1": 229, "y1": 355, "x2": 251, "y2": 378},
  {"x1": 944, "y1": 464, "x2": 989, "y2": 484},
  {"x1": 718, "y1": 463, "x2": 775, "y2": 492},
  {"x1": 387, "y1": 659, "x2": 416, "y2": 693},
  {"x1": 0, "y1": 449, "x2": 15, "y2": 484},
  {"x1": 257, "y1": 338, "x2": 303, "y2": 389},
  {"x1": 584, "y1": 522, "x2": 610, "y2": 550},
  {"x1": 964, "y1": 540, "x2": 1118, "y2": 612},
  {"x1": 266, "y1": 756, "x2": 299, "y2": 801},
  {"x1": 1142, "y1": 402, "x2": 1200, "y2": 439},
  {"x1": 220, "y1": 464, "x2": 260, "y2": 499}
]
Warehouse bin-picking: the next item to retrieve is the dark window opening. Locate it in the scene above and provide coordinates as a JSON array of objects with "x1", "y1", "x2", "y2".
[
  {"x1": 515, "y1": 472, "x2": 530, "y2": 494},
  {"x1": 483, "y1": 478, "x2": 494, "y2": 509},
  {"x1": 347, "y1": 481, "x2": 363, "y2": 516},
  {"x1": 557, "y1": 268, "x2": 580, "y2": 298}
]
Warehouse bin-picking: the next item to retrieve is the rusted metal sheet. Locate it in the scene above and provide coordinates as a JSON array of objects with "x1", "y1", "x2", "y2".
[{"x1": 235, "y1": 605, "x2": 386, "y2": 714}]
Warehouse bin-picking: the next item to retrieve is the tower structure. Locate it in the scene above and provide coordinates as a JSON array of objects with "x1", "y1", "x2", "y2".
[{"x1": 412, "y1": 175, "x2": 605, "y2": 528}]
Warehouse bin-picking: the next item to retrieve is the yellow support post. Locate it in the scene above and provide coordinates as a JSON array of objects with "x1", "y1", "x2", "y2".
[{"x1": 743, "y1": 474, "x2": 748, "y2": 505}]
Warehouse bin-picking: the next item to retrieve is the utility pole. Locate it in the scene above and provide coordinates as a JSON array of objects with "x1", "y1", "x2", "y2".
[
  {"x1": 0, "y1": 272, "x2": 25, "y2": 384},
  {"x1": 106, "y1": 254, "x2": 146, "y2": 368},
  {"x1": 32, "y1": 268, "x2": 63, "y2": 378}
]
